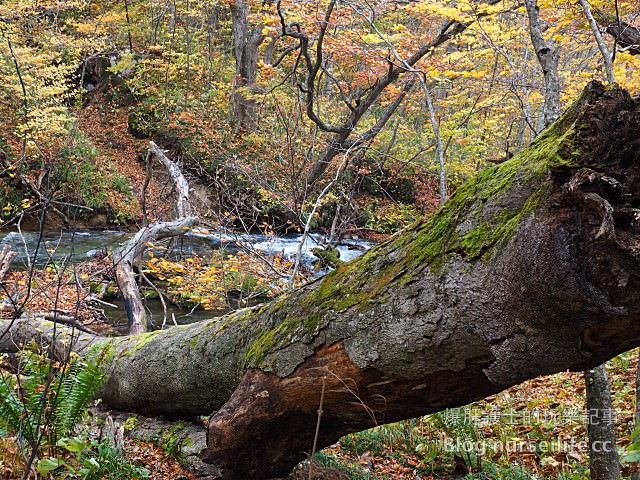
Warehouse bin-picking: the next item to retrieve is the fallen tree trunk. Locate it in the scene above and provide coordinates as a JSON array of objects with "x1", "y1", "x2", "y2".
[
  {"x1": 112, "y1": 216, "x2": 198, "y2": 334},
  {"x1": 2, "y1": 82, "x2": 640, "y2": 479},
  {"x1": 148, "y1": 141, "x2": 192, "y2": 218}
]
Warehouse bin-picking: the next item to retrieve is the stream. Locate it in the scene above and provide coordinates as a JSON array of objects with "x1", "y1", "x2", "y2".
[{"x1": 0, "y1": 228, "x2": 375, "y2": 331}]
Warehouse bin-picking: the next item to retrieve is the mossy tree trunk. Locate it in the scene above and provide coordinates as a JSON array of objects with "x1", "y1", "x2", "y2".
[{"x1": 2, "y1": 83, "x2": 640, "y2": 479}]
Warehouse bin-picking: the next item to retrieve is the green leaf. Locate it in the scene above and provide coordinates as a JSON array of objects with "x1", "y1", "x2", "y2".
[
  {"x1": 57, "y1": 436, "x2": 87, "y2": 454},
  {"x1": 36, "y1": 457, "x2": 68, "y2": 476},
  {"x1": 83, "y1": 457, "x2": 100, "y2": 469},
  {"x1": 624, "y1": 450, "x2": 640, "y2": 463}
]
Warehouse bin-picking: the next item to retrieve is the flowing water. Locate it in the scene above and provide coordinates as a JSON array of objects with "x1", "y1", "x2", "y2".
[
  {"x1": 0, "y1": 228, "x2": 374, "y2": 331},
  {"x1": 0, "y1": 229, "x2": 374, "y2": 269}
]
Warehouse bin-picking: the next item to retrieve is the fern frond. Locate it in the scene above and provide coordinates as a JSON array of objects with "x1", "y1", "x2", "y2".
[{"x1": 54, "y1": 358, "x2": 105, "y2": 437}]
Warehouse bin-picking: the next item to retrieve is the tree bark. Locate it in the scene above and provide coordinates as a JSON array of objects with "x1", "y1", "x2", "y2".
[
  {"x1": 576, "y1": 11, "x2": 618, "y2": 477},
  {"x1": 524, "y1": 0, "x2": 561, "y2": 128},
  {"x1": 579, "y1": 0, "x2": 615, "y2": 83},
  {"x1": 3, "y1": 83, "x2": 640, "y2": 479},
  {"x1": 231, "y1": 0, "x2": 264, "y2": 132},
  {"x1": 604, "y1": 21, "x2": 640, "y2": 56},
  {"x1": 585, "y1": 364, "x2": 620, "y2": 480},
  {"x1": 0, "y1": 246, "x2": 15, "y2": 283}
]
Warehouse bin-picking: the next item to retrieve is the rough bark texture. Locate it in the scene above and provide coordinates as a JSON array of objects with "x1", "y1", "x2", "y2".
[
  {"x1": 585, "y1": 364, "x2": 620, "y2": 480},
  {"x1": 2, "y1": 83, "x2": 640, "y2": 479},
  {"x1": 231, "y1": 0, "x2": 263, "y2": 132},
  {"x1": 0, "y1": 245, "x2": 15, "y2": 283}
]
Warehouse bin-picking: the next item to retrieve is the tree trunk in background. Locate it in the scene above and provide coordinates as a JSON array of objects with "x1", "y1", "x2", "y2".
[
  {"x1": 585, "y1": 365, "x2": 620, "y2": 480},
  {"x1": 231, "y1": 0, "x2": 264, "y2": 132},
  {"x1": 579, "y1": 0, "x2": 615, "y2": 84},
  {"x1": 2, "y1": 83, "x2": 640, "y2": 479},
  {"x1": 524, "y1": 0, "x2": 561, "y2": 128},
  {"x1": 424, "y1": 86, "x2": 447, "y2": 205}
]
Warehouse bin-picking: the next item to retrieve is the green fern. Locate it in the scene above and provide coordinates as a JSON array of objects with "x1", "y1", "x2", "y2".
[
  {"x1": 54, "y1": 357, "x2": 105, "y2": 438},
  {"x1": 0, "y1": 353, "x2": 45, "y2": 447},
  {"x1": 0, "y1": 370, "x2": 30, "y2": 442},
  {"x1": 0, "y1": 348, "x2": 105, "y2": 449}
]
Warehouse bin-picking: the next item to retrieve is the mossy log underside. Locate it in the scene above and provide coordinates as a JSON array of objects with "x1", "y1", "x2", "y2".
[{"x1": 2, "y1": 82, "x2": 640, "y2": 479}]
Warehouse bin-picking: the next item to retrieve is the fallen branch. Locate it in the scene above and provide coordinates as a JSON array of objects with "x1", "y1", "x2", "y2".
[
  {"x1": 113, "y1": 217, "x2": 198, "y2": 335},
  {"x1": 41, "y1": 312, "x2": 99, "y2": 335},
  {"x1": 112, "y1": 142, "x2": 198, "y2": 334},
  {"x1": 0, "y1": 246, "x2": 15, "y2": 283},
  {"x1": 149, "y1": 141, "x2": 192, "y2": 217}
]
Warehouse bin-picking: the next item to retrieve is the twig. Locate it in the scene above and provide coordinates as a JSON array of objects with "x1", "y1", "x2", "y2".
[
  {"x1": 139, "y1": 267, "x2": 168, "y2": 329},
  {"x1": 308, "y1": 378, "x2": 326, "y2": 480},
  {"x1": 87, "y1": 295, "x2": 118, "y2": 309}
]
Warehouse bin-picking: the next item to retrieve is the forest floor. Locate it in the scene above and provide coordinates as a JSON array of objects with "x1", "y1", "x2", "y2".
[
  {"x1": 290, "y1": 353, "x2": 639, "y2": 479},
  {"x1": 76, "y1": 96, "x2": 168, "y2": 225},
  {"x1": 2, "y1": 344, "x2": 637, "y2": 479}
]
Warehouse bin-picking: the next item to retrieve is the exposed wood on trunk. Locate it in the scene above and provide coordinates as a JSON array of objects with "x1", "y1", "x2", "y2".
[
  {"x1": 2, "y1": 83, "x2": 640, "y2": 479},
  {"x1": 112, "y1": 142, "x2": 198, "y2": 334}
]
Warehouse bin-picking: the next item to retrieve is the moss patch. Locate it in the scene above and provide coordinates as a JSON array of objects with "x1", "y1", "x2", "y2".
[{"x1": 124, "y1": 329, "x2": 165, "y2": 356}]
